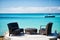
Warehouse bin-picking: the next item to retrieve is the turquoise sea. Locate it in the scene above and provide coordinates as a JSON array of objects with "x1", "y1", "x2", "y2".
[{"x1": 0, "y1": 13, "x2": 60, "y2": 36}]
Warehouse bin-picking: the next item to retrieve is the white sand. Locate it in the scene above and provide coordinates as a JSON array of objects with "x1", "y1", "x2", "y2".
[{"x1": 4, "y1": 32, "x2": 58, "y2": 40}]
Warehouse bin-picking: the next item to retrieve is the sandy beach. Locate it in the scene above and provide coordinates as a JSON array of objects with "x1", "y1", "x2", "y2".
[{"x1": 4, "y1": 32, "x2": 59, "y2": 40}]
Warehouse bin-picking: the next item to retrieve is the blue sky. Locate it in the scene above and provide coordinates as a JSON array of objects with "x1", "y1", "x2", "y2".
[{"x1": 0, "y1": 0, "x2": 60, "y2": 13}]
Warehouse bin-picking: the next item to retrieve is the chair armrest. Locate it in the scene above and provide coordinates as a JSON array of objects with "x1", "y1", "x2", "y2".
[
  {"x1": 40, "y1": 25, "x2": 46, "y2": 27},
  {"x1": 12, "y1": 28, "x2": 24, "y2": 35},
  {"x1": 15, "y1": 28, "x2": 24, "y2": 32},
  {"x1": 40, "y1": 25, "x2": 46, "y2": 29},
  {"x1": 19, "y1": 28, "x2": 24, "y2": 32}
]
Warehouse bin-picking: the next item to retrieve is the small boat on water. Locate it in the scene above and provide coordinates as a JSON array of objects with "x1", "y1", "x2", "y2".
[
  {"x1": 45, "y1": 14, "x2": 55, "y2": 18},
  {"x1": 45, "y1": 15, "x2": 55, "y2": 18}
]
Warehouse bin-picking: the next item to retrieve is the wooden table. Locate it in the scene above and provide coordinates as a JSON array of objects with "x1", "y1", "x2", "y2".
[{"x1": 25, "y1": 28, "x2": 37, "y2": 34}]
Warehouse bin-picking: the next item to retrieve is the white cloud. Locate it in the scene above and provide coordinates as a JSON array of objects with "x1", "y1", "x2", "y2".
[{"x1": 0, "y1": 7, "x2": 60, "y2": 13}]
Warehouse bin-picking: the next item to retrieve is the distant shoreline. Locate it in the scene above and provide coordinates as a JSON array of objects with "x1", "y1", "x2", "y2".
[{"x1": 0, "y1": 13, "x2": 60, "y2": 15}]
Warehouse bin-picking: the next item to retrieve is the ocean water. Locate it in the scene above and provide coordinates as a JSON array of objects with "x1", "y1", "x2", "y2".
[{"x1": 0, "y1": 13, "x2": 60, "y2": 36}]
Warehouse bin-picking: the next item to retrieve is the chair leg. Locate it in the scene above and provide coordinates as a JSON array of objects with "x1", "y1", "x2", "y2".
[{"x1": 9, "y1": 34, "x2": 10, "y2": 36}]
